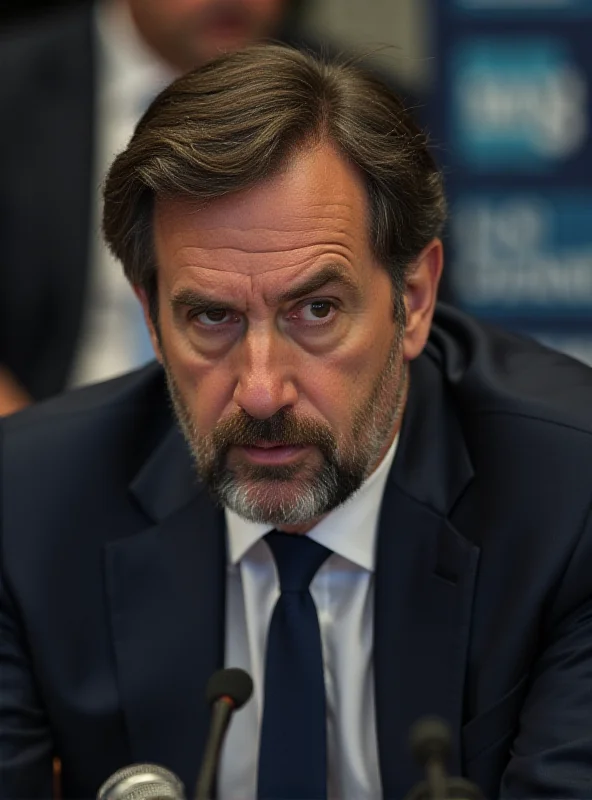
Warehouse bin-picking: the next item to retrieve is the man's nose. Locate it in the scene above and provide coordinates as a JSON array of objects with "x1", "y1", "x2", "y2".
[{"x1": 232, "y1": 329, "x2": 298, "y2": 420}]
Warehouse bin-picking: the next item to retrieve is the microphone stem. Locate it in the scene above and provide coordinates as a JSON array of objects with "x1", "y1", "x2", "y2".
[{"x1": 195, "y1": 699, "x2": 233, "y2": 800}]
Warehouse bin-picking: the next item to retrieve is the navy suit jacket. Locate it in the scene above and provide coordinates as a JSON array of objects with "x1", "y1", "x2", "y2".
[{"x1": 2, "y1": 305, "x2": 592, "y2": 799}]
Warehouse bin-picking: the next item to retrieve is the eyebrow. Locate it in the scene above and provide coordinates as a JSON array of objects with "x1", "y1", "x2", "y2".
[
  {"x1": 272, "y1": 263, "x2": 360, "y2": 304},
  {"x1": 171, "y1": 287, "x2": 218, "y2": 313},
  {"x1": 170, "y1": 263, "x2": 361, "y2": 312}
]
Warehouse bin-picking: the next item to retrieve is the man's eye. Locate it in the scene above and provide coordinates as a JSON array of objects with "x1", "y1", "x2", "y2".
[
  {"x1": 195, "y1": 308, "x2": 232, "y2": 326},
  {"x1": 300, "y1": 301, "x2": 335, "y2": 322}
]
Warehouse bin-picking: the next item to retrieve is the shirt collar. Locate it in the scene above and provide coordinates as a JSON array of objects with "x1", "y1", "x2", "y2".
[{"x1": 225, "y1": 433, "x2": 399, "y2": 573}]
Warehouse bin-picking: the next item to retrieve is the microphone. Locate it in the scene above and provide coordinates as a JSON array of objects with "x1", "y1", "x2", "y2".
[
  {"x1": 194, "y1": 667, "x2": 253, "y2": 800},
  {"x1": 97, "y1": 763, "x2": 186, "y2": 800},
  {"x1": 404, "y1": 717, "x2": 483, "y2": 800},
  {"x1": 97, "y1": 667, "x2": 252, "y2": 800}
]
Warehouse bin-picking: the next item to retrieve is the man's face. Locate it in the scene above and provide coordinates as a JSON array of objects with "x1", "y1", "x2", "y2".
[
  {"x1": 127, "y1": 0, "x2": 287, "y2": 72},
  {"x1": 144, "y1": 144, "x2": 439, "y2": 529}
]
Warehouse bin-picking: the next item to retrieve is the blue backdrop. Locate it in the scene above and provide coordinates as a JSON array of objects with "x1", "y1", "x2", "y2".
[{"x1": 429, "y1": 0, "x2": 592, "y2": 365}]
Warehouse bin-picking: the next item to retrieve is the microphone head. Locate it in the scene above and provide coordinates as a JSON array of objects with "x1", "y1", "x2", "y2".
[
  {"x1": 97, "y1": 764, "x2": 185, "y2": 800},
  {"x1": 409, "y1": 716, "x2": 452, "y2": 766},
  {"x1": 205, "y1": 667, "x2": 253, "y2": 710}
]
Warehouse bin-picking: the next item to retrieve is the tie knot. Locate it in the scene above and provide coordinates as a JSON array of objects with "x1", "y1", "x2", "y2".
[{"x1": 265, "y1": 531, "x2": 331, "y2": 592}]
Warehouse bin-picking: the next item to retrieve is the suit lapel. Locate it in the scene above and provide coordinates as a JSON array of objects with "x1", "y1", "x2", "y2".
[
  {"x1": 375, "y1": 353, "x2": 480, "y2": 798},
  {"x1": 105, "y1": 426, "x2": 226, "y2": 792}
]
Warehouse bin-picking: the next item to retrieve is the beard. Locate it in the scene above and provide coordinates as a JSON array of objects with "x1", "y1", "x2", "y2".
[{"x1": 164, "y1": 333, "x2": 407, "y2": 527}]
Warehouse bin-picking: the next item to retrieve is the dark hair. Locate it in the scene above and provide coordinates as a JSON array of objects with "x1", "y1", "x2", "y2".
[{"x1": 103, "y1": 43, "x2": 445, "y2": 319}]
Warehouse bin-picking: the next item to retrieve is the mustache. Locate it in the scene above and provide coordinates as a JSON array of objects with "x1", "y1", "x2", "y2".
[{"x1": 211, "y1": 409, "x2": 336, "y2": 454}]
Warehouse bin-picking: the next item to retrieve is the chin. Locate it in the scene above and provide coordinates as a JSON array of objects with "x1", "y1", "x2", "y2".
[{"x1": 221, "y1": 479, "x2": 326, "y2": 527}]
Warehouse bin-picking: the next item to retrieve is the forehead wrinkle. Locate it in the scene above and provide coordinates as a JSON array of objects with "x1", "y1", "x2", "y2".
[
  {"x1": 172, "y1": 225, "x2": 357, "y2": 255},
  {"x1": 171, "y1": 257, "x2": 326, "y2": 291},
  {"x1": 172, "y1": 257, "x2": 357, "y2": 313},
  {"x1": 176, "y1": 240, "x2": 355, "y2": 257},
  {"x1": 173, "y1": 240, "x2": 357, "y2": 279},
  {"x1": 301, "y1": 202, "x2": 358, "y2": 216},
  {"x1": 166, "y1": 195, "x2": 358, "y2": 228},
  {"x1": 193, "y1": 206, "x2": 356, "y2": 230}
]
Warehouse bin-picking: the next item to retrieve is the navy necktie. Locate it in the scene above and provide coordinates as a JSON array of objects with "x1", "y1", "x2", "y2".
[{"x1": 257, "y1": 531, "x2": 332, "y2": 800}]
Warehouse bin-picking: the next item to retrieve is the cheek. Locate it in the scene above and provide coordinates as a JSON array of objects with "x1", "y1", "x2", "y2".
[
  {"x1": 159, "y1": 328, "x2": 236, "y2": 431},
  {"x1": 179, "y1": 363, "x2": 238, "y2": 431},
  {"x1": 298, "y1": 329, "x2": 395, "y2": 429}
]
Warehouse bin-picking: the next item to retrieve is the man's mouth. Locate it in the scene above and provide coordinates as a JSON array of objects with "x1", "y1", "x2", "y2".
[{"x1": 234, "y1": 442, "x2": 309, "y2": 466}]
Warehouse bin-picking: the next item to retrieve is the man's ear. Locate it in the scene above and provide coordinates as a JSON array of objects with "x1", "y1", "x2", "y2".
[
  {"x1": 133, "y1": 286, "x2": 163, "y2": 364},
  {"x1": 403, "y1": 238, "x2": 443, "y2": 362}
]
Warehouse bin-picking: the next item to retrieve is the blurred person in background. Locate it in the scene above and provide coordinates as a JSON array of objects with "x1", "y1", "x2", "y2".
[{"x1": 0, "y1": 0, "x2": 414, "y2": 415}]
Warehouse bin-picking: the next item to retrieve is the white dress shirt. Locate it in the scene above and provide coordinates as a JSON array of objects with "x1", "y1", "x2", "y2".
[
  {"x1": 68, "y1": 0, "x2": 176, "y2": 387},
  {"x1": 219, "y1": 435, "x2": 399, "y2": 799}
]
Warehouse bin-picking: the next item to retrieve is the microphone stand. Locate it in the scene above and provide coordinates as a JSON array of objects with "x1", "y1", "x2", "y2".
[
  {"x1": 194, "y1": 669, "x2": 253, "y2": 800},
  {"x1": 195, "y1": 698, "x2": 234, "y2": 800}
]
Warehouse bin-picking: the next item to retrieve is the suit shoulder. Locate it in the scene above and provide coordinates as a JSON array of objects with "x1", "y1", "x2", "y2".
[
  {"x1": 1, "y1": 363, "x2": 171, "y2": 468},
  {"x1": 429, "y1": 305, "x2": 592, "y2": 438}
]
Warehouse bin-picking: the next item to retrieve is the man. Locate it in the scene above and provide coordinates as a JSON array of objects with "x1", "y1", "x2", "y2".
[
  {"x1": 3, "y1": 0, "x2": 410, "y2": 412},
  {"x1": 2, "y1": 44, "x2": 592, "y2": 800}
]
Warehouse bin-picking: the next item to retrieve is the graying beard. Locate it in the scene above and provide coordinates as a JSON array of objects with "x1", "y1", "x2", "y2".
[
  {"x1": 164, "y1": 333, "x2": 407, "y2": 526},
  {"x1": 215, "y1": 472, "x2": 336, "y2": 525}
]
